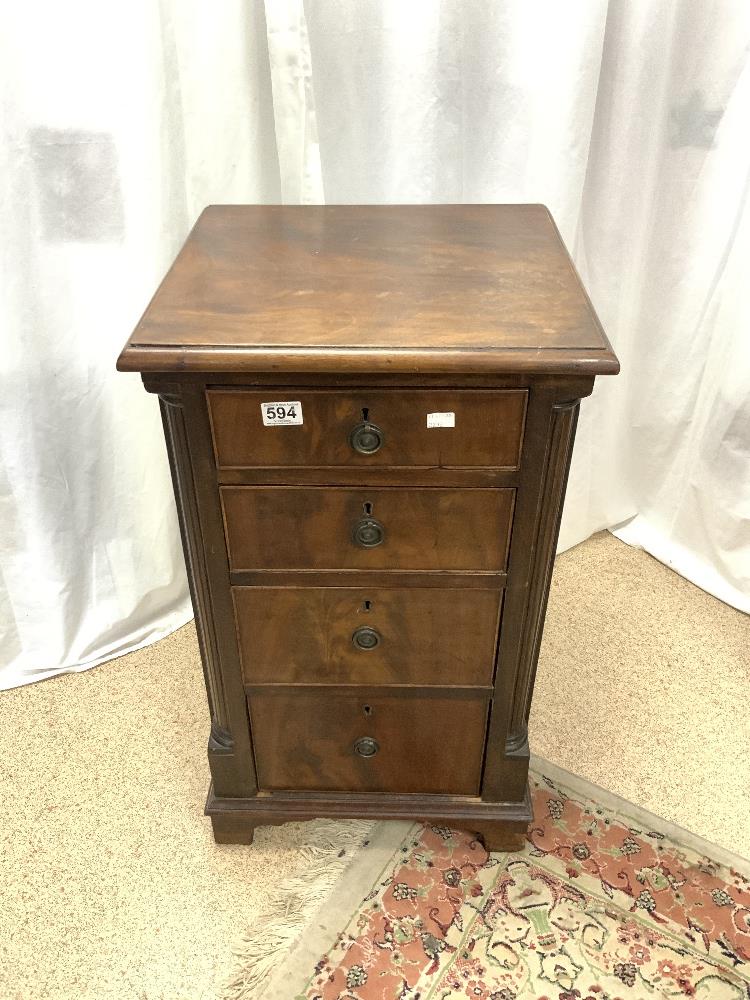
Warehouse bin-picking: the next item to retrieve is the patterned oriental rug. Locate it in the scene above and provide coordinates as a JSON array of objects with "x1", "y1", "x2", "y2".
[{"x1": 222, "y1": 760, "x2": 750, "y2": 1000}]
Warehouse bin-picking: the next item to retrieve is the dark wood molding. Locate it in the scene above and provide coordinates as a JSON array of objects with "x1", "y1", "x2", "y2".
[
  {"x1": 480, "y1": 382, "x2": 587, "y2": 802},
  {"x1": 124, "y1": 343, "x2": 620, "y2": 377},
  {"x1": 243, "y1": 682, "x2": 493, "y2": 698},
  {"x1": 179, "y1": 385, "x2": 260, "y2": 797},
  {"x1": 157, "y1": 389, "x2": 182, "y2": 409},
  {"x1": 144, "y1": 371, "x2": 591, "y2": 390},
  {"x1": 228, "y1": 569, "x2": 507, "y2": 590},
  {"x1": 205, "y1": 782, "x2": 532, "y2": 849},
  {"x1": 508, "y1": 398, "x2": 580, "y2": 744},
  {"x1": 147, "y1": 378, "x2": 183, "y2": 399},
  {"x1": 158, "y1": 393, "x2": 229, "y2": 733},
  {"x1": 505, "y1": 731, "x2": 530, "y2": 757},
  {"x1": 206, "y1": 783, "x2": 532, "y2": 821},
  {"x1": 158, "y1": 383, "x2": 257, "y2": 797},
  {"x1": 208, "y1": 721, "x2": 233, "y2": 752},
  {"x1": 217, "y1": 467, "x2": 522, "y2": 488}
]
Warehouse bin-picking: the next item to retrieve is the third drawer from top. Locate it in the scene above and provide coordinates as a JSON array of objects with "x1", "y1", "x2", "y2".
[{"x1": 234, "y1": 585, "x2": 502, "y2": 687}]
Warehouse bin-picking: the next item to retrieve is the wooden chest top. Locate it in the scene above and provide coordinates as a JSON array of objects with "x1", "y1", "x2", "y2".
[{"x1": 117, "y1": 204, "x2": 618, "y2": 377}]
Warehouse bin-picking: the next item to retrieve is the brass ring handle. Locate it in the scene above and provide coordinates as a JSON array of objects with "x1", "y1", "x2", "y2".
[
  {"x1": 352, "y1": 517, "x2": 385, "y2": 548},
  {"x1": 352, "y1": 626, "x2": 381, "y2": 651},
  {"x1": 353, "y1": 736, "x2": 379, "y2": 757},
  {"x1": 349, "y1": 421, "x2": 384, "y2": 455}
]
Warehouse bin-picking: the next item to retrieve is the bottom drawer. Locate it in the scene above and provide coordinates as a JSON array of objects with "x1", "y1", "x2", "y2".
[{"x1": 248, "y1": 689, "x2": 489, "y2": 795}]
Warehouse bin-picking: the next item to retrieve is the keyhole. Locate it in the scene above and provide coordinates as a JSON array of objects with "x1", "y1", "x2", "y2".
[
  {"x1": 362, "y1": 600, "x2": 372, "y2": 613},
  {"x1": 361, "y1": 407, "x2": 369, "y2": 421},
  {"x1": 363, "y1": 501, "x2": 373, "y2": 515},
  {"x1": 363, "y1": 705, "x2": 373, "y2": 716}
]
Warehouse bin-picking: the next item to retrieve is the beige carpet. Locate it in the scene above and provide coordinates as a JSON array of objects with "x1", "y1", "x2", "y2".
[
  {"x1": 1, "y1": 532, "x2": 748, "y2": 999},
  {"x1": 529, "y1": 532, "x2": 750, "y2": 856}
]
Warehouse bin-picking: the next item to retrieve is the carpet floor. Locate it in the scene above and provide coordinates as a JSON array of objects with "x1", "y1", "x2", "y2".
[
  {"x1": 1, "y1": 532, "x2": 748, "y2": 998},
  {"x1": 256, "y1": 761, "x2": 749, "y2": 999}
]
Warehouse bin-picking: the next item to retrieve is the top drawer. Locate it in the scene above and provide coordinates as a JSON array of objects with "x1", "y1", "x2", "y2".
[{"x1": 207, "y1": 389, "x2": 526, "y2": 471}]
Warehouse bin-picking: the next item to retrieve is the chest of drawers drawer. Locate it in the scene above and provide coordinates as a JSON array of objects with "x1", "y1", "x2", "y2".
[
  {"x1": 221, "y1": 485, "x2": 514, "y2": 573},
  {"x1": 119, "y1": 203, "x2": 618, "y2": 849},
  {"x1": 209, "y1": 388, "x2": 527, "y2": 472},
  {"x1": 248, "y1": 688, "x2": 489, "y2": 795},
  {"x1": 233, "y1": 585, "x2": 502, "y2": 686}
]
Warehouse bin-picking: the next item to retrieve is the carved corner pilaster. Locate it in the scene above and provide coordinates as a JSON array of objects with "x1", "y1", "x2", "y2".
[
  {"x1": 208, "y1": 721, "x2": 234, "y2": 753},
  {"x1": 157, "y1": 385, "x2": 257, "y2": 798},
  {"x1": 505, "y1": 725, "x2": 529, "y2": 757},
  {"x1": 507, "y1": 398, "x2": 580, "y2": 746},
  {"x1": 142, "y1": 374, "x2": 182, "y2": 400},
  {"x1": 158, "y1": 392, "x2": 231, "y2": 742},
  {"x1": 157, "y1": 390, "x2": 182, "y2": 409}
]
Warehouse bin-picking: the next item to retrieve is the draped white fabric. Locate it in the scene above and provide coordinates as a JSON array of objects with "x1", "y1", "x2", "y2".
[
  {"x1": 2, "y1": 1, "x2": 747, "y2": 688},
  {"x1": 1, "y1": 2, "x2": 280, "y2": 689}
]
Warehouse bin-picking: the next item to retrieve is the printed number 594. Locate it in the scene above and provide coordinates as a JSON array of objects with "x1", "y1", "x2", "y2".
[{"x1": 266, "y1": 405, "x2": 296, "y2": 420}]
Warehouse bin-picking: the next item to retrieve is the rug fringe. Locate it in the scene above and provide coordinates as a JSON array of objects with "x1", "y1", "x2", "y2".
[{"x1": 216, "y1": 819, "x2": 375, "y2": 1000}]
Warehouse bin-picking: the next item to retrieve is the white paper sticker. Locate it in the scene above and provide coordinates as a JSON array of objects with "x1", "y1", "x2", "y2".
[
  {"x1": 261, "y1": 401, "x2": 303, "y2": 426},
  {"x1": 426, "y1": 411, "x2": 456, "y2": 428}
]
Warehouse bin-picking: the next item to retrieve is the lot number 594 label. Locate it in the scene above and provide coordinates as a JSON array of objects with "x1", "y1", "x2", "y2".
[{"x1": 261, "y1": 401, "x2": 303, "y2": 426}]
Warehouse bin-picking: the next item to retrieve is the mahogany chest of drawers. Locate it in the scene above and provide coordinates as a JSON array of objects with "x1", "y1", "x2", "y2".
[{"x1": 117, "y1": 205, "x2": 618, "y2": 850}]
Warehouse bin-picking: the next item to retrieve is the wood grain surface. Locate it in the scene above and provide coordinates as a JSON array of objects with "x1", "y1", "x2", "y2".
[
  {"x1": 221, "y1": 486, "x2": 514, "y2": 572},
  {"x1": 208, "y1": 388, "x2": 527, "y2": 470},
  {"x1": 233, "y1": 585, "x2": 501, "y2": 686},
  {"x1": 248, "y1": 687, "x2": 489, "y2": 794},
  {"x1": 117, "y1": 205, "x2": 619, "y2": 375}
]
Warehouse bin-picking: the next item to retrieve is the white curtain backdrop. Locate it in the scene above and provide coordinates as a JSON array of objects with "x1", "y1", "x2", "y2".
[
  {"x1": 2, "y1": 0, "x2": 748, "y2": 689},
  {"x1": 1, "y1": 1, "x2": 280, "y2": 689}
]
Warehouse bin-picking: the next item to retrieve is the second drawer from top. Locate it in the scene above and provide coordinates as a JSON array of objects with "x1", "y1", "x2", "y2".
[{"x1": 221, "y1": 486, "x2": 515, "y2": 573}]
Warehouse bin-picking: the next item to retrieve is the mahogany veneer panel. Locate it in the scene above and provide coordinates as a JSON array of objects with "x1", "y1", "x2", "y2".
[
  {"x1": 221, "y1": 486, "x2": 514, "y2": 572},
  {"x1": 248, "y1": 688, "x2": 489, "y2": 795},
  {"x1": 208, "y1": 389, "x2": 527, "y2": 470},
  {"x1": 233, "y1": 585, "x2": 501, "y2": 687}
]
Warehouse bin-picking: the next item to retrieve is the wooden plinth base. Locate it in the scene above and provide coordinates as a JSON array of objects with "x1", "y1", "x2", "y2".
[{"x1": 205, "y1": 783, "x2": 531, "y2": 853}]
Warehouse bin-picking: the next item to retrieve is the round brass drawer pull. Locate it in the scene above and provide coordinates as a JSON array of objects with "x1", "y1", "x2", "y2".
[
  {"x1": 349, "y1": 421, "x2": 384, "y2": 455},
  {"x1": 354, "y1": 736, "x2": 379, "y2": 758},
  {"x1": 352, "y1": 626, "x2": 381, "y2": 650},
  {"x1": 352, "y1": 516, "x2": 385, "y2": 548}
]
